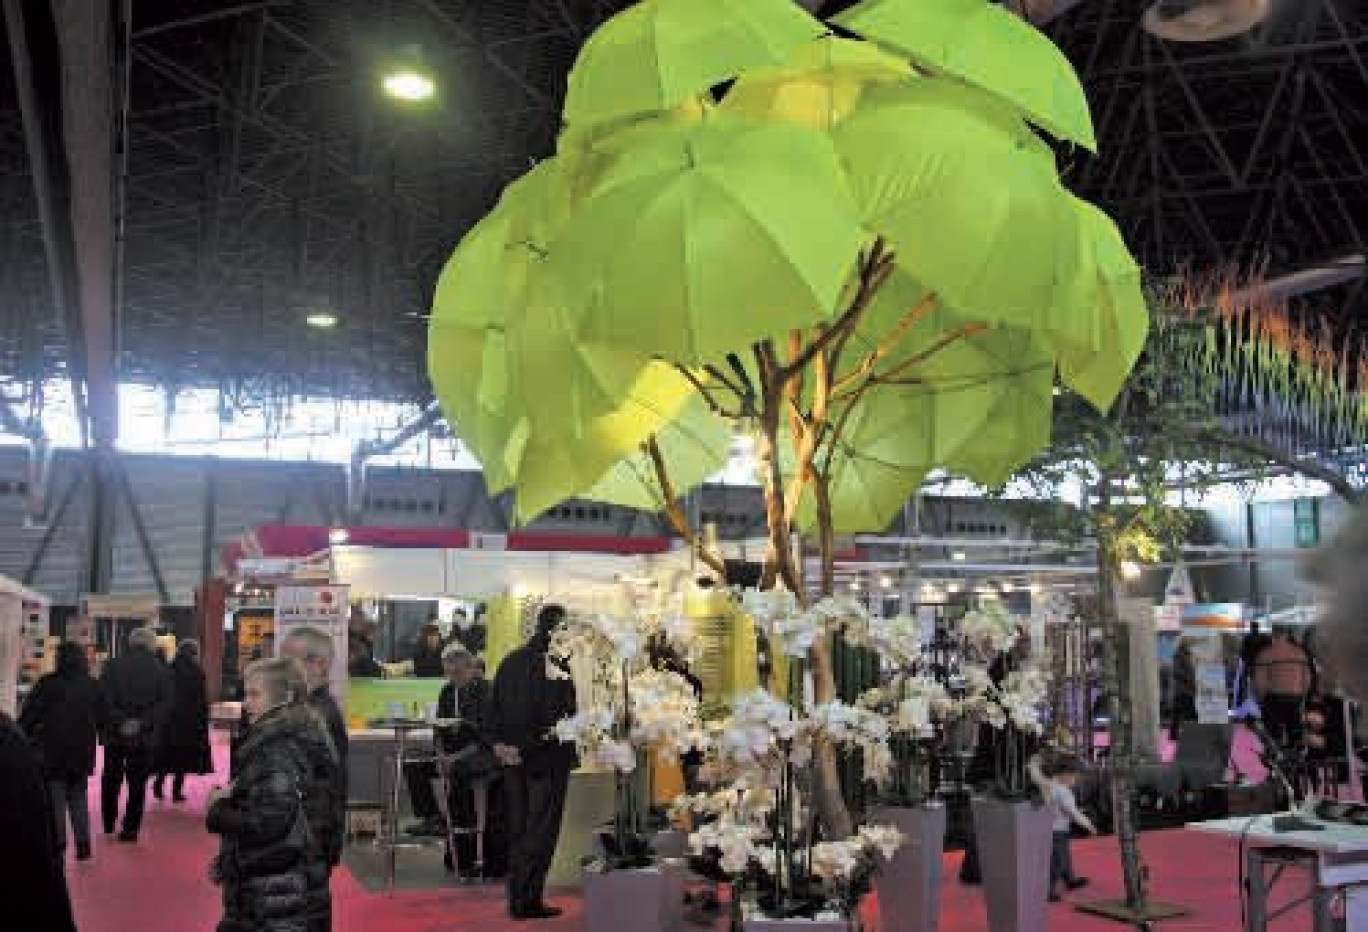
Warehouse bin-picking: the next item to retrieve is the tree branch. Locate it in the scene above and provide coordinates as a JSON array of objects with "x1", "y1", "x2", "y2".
[
  {"x1": 832, "y1": 292, "x2": 938, "y2": 395},
  {"x1": 645, "y1": 437, "x2": 728, "y2": 577},
  {"x1": 779, "y1": 239, "x2": 895, "y2": 382},
  {"x1": 1197, "y1": 428, "x2": 1364, "y2": 503},
  {"x1": 671, "y1": 364, "x2": 741, "y2": 419}
]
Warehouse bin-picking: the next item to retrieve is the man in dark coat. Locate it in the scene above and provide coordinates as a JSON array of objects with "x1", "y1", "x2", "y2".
[
  {"x1": 21, "y1": 640, "x2": 108, "y2": 860},
  {"x1": 153, "y1": 639, "x2": 213, "y2": 802},
  {"x1": 0, "y1": 711, "x2": 77, "y2": 932},
  {"x1": 100, "y1": 626, "x2": 172, "y2": 842},
  {"x1": 279, "y1": 627, "x2": 348, "y2": 875},
  {"x1": 436, "y1": 644, "x2": 507, "y2": 879},
  {"x1": 485, "y1": 604, "x2": 578, "y2": 920}
]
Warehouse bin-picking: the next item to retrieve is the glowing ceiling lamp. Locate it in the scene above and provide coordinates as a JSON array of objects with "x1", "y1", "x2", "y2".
[
  {"x1": 306, "y1": 311, "x2": 339, "y2": 329},
  {"x1": 382, "y1": 46, "x2": 436, "y2": 102}
]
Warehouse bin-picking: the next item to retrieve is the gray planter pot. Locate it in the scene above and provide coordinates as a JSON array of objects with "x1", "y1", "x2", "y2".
[
  {"x1": 583, "y1": 863, "x2": 686, "y2": 932},
  {"x1": 970, "y1": 797, "x2": 1054, "y2": 932},
  {"x1": 742, "y1": 915, "x2": 853, "y2": 931},
  {"x1": 871, "y1": 804, "x2": 946, "y2": 932}
]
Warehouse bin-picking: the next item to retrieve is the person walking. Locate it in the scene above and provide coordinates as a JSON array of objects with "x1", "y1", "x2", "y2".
[
  {"x1": 208, "y1": 658, "x2": 331, "y2": 932},
  {"x1": 100, "y1": 626, "x2": 172, "y2": 843},
  {"x1": 278, "y1": 627, "x2": 348, "y2": 893},
  {"x1": 486, "y1": 604, "x2": 578, "y2": 920},
  {"x1": 20, "y1": 640, "x2": 108, "y2": 862},
  {"x1": 153, "y1": 640, "x2": 213, "y2": 803},
  {"x1": 0, "y1": 711, "x2": 77, "y2": 932}
]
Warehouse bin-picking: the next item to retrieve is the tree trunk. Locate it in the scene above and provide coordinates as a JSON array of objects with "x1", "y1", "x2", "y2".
[{"x1": 1096, "y1": 481, "x2": 1147, "y2": 914}]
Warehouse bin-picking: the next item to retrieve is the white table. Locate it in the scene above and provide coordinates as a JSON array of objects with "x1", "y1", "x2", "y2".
[{"x1": 1190, "y1": 814, "x2": 1368, "y2": 930}]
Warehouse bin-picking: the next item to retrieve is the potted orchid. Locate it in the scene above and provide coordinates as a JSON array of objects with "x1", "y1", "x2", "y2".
[
  {"x1": 550, "y1": 607, "x2": 702, "y2": 932},
  {"x1": 957, "y1": 602, "x2": 1055, "y2": 932},
  {"x1": 677, "y1": 687, "x2": 903, "y2": 929}
]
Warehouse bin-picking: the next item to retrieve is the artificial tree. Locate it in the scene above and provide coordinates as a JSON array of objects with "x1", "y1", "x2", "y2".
[{"x1": 428, "y1": 0, "x2": 1148, "y2": 841}]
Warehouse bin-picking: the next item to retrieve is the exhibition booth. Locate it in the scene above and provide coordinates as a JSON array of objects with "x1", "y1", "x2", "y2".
[{"x1": 0, "y1": 574, "x2": 50, "y2": 716}]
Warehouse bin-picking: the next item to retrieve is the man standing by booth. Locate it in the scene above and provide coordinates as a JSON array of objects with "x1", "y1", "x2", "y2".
[
  {"x1": 279, "y1": 626, "x2": 348, "y2": 873},
  {"x1": 486, "y1": 604, "x2": 577, "y2": 920},
  {"x1": 100, "y1": 626, "x2": 171, "y2": 843}
]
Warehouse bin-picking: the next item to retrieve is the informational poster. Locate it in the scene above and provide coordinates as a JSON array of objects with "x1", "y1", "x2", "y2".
[
  {"x1": 0, "y1": 595, "x2": 22, "y2": 716},
  {"x1": 1189, "y1": 634, "x2": 1229, "y2": 724},
  {"x1": 274, "y1": 585, "x2": 350, "y2": 700}
]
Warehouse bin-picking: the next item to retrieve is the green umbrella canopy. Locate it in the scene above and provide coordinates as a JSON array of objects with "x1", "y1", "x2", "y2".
[
  {"x1": 794, "y1": 286, "x2": 1057, "y2": 532},
  {"x1": 579, "y1": 391, "x2": 734, "y2": 514},
  {"x1": 1052, "y1": 196, "x2": 1150, "y2": 410},
  {"x1": 430, "y1": 158, "x2": 689, "y2": 496},
  {"x1": 507, "y1": 362, "x2": 713, "y2": 523},
  {"x1": 833, "y1": 80, "x2": 1106, "y2": 352},
  {"x1": 563, "y1": 0, "x2": 825, "y2": 130},
  {"x1": 834, "y1": 0, "x2": 1097, "y2": 152},
  {"x1": 428, "y1": 164, "x2": 564, "y2": 491},
  {"x1": 552, "y1": 119, "x2": 872, "y2": 366},
  {"x1": 717, "y1": 34, "x2": 912, "y2": 131}
]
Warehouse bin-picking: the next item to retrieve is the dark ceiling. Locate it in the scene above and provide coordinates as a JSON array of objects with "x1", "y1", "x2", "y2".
[{"x1": 1, "y1": 0, "x2": 1364, "y2": 419}]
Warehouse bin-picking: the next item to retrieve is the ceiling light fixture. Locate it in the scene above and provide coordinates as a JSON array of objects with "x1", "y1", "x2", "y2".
[
  {"x1": 382, "y1": 46, "x2": 437, "y2": 103},
  {"x1": 306, "y1": 312, "x2": 338, "y2": 329}
]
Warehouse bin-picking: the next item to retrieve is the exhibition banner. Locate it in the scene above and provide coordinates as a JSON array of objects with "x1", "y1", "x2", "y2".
[
  {"x1": 0, "y1": 595, "x2": 21, "y2": 715},
  {"x1": 274, "y1": 584, "x2": 350, "y2": 700}
]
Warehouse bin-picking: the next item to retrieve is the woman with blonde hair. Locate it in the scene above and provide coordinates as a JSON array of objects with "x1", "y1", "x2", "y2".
[{"x1": 207, "y1": 657, "x2": 332, "y2": 932}]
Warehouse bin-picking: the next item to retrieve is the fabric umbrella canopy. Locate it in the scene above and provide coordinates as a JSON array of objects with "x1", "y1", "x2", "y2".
[
  {"x1": 834, "y1": 0, "x2": 1097, "y2": 151},
  {"x1": 506, "y1": 362, "x2": 711, "y2": 523},
  {"x1": 717, "y1": 35, "x2": 913, "y2": 130},
  {"x1": 428, "y1": 162, "x2": 565, "y2": 492},
  {"x1": 834, "y1": 80, "x2": 1100, "y2": 350},
  {"x1": 579, "y1": 391, "x2": 734, "y2": 513},
  {"x1": 564, "y1": 0, "x2": 825, "y2": 130},
  {"x1": 554, "y1": 119, "x2": 871, "y2": 366},
  {"x1": 799, "y1": 287, "x2": 1056, "y2": 531},
  {"x1": 1052, "y1": 196, "x2": 1150, "y2": 410}
]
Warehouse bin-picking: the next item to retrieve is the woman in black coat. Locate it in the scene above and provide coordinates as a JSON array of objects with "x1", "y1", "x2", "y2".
[
  {"x1": 20, "y1": 640, "x2": 108, "y2": 861},
  {"x1": 154, "y1": 640, "x2": 214, "y2": 802},
  {"x1": 209, "y1": 658, "x2": 330, "y2": 932},
  {"x1": 0, "y1": 711, "x2": 77, "y2": 931}
]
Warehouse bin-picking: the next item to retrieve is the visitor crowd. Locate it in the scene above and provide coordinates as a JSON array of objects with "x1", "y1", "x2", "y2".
[{"x1": 0, "y1": 603, "x2": 577, "y2": 930}]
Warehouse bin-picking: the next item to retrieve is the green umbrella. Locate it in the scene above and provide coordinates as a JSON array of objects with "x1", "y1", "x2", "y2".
[
  {"x1": 834, "y1": 0, "x2": 1097, "y2": 152},
  {"x1": 1053, "y1": 196, "x2": 1150, "y2": 410},
  {"x1": 506, "y1": 362, "x2": 712, "y2": 523},
  {"x1": 801, "y1": 292, "x2": 1055, "y2": 531},
  {"x1": 834, "y1": 80, "x2": 1093, "y2": 342},
  {"x1": 717, "y1": 35, "x2": 913, "y2": 131},
  {"x1": 553, "y1": 120, "x2": 871, "y2": 366},
  {"x1": 564, "y1": 0, "x2": 825, "y2": 130},
  {"x1": 428, "y1": 164, "x2": 561, "y2": 491},
  {"x1": 580, "y1": 391, "x2": 734, "y2": 513}
]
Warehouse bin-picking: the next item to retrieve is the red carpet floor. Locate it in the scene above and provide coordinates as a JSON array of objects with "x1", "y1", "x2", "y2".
[{"x1": 66, "y1": 731, "x2": 1316, "y2": 930}]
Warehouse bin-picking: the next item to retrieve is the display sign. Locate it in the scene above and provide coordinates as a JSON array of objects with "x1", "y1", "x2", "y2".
[
  {"x1": 1294, "y1": 498, "x2": 1320, "y2": 548},
  {"x1": 1194, "y1": 662, "x2": 1229, "y2": 724},
  {"x1": 1164, "y1": 563, "x2": 1195, "y2": 607},
  {"x1": 274, "y1": 585, "x2": 350, "y2": 699},
  {"x1": 1155, "y1": 604, "x2": 1182, "y2": 632},
  {"x1": 0, "y1": 595, "x2": 21, "y2": 715}
]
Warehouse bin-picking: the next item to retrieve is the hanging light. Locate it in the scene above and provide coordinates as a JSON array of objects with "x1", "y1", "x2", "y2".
[
  {"x1": 880, "y1": 575, "x2": 894, "y2": 589},
  {"x1": 306, "y1": 311, "x2": 338, "y2": 329},
  {"x1": 382, "y1": 46, "x2": 437, "y2": 102},
  {"x1": 1120, "y1": 561, "x2": 1143, "y2": 581},
  {"x1": 328, "y1": 528, "x2": 350, "y2": 545}
]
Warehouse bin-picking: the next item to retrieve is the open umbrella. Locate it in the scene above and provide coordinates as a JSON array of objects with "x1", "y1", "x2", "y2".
[
  {"x1": 717, "y1": 35, "x2": 912, "y2": 130},
  {"x1": 564, "y1": 0, "x2": 824, "y2": 130},
  {"x1": 505, "y1": 362, "x2": 711, "y2": 522},
  {"x1": 580, "y1": 391, "x2": 734, "y2": 514},
  {"x1": 1053, "y1": 196, "x2": 1150, "y2": 410},
  {"x1": 553, "y1": 119, "x2": 871, "y2": 366},
  {"x1": 834, "y1": 79, "x2": 1095, "y2": 342},
  {"x1": 834, "y1": 0, "x2": 1097, "y2": 151}
]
